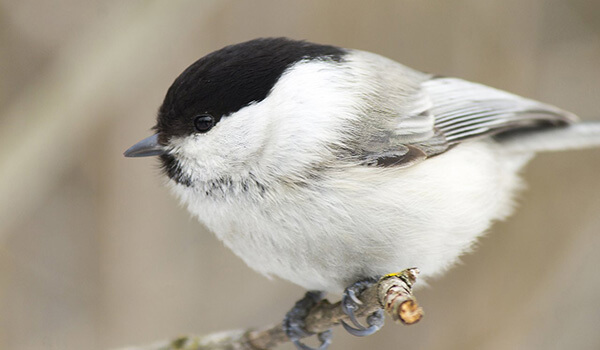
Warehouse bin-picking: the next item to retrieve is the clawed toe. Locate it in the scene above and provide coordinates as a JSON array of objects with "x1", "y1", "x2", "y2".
[
  {"x1": 284, "y1": 291, "x2": 333, "y2": 350},
  {"x1": 341, "y1": 309, "x2": 384, "y2": 336},
  {"x1": 340, "y1": 277, "x2": 385, "y2": 337},
  {"x1": 290, "y1": 329, "x2": 332, "y2": 350},
  {"x1": 284, "y1": 277, "x2": 386, "y2": 349}
]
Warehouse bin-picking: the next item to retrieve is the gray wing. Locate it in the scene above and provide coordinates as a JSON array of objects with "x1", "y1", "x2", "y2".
[
  {"x1": 364, "y1": 76, "x2": 577, "y2": 167},
  {"x1": 425, "y1": 77, "x2": 575, "y2": 143}
]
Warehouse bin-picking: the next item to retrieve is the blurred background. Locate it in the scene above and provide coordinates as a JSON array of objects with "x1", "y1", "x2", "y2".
[{"x1": 1, "y1": 1, "x2": 600, "y2": 349}]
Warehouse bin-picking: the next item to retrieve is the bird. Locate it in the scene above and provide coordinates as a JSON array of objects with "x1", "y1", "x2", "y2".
[{"x1": 124, "y1": 37, "x2": 600, "y2": 350}]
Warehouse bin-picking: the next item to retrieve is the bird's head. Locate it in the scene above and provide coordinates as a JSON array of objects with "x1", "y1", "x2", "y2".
[{"x1": 125, "y1": 38, "x2": 358, "y2": 189}]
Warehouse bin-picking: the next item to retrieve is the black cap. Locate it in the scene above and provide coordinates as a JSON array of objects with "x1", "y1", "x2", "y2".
[{"x1": 154, "y1": 37, "x2": 346, "y2": 142}]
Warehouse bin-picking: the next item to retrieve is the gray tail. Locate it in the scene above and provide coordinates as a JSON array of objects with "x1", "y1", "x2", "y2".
[{"x1": 497, "y1": 121, "x2": 600, "y2": 153}]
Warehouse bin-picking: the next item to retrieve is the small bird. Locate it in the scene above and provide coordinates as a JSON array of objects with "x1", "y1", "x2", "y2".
[{"x1": 125, "y1": 37, "x2": 600, "y2": 349}]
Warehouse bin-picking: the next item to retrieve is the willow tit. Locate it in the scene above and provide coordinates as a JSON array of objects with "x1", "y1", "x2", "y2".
[{"x1": 125, "y1": 38, "x2": 600, "y2": 349}]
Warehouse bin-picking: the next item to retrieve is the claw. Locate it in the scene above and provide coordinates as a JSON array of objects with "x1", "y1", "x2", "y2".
[
  {"x1": 341, "y1": 317, "x2": 381, "y2": 336},
  {"x1": 366, "y1": 310, "x2": 385, "y2": 328},
  {"x1": 347, "y1": 289, "x2": 363, "y2": 305},
  {"x1": 340, "y1": 278, "x2": 385, "y2": 337},
  {"x1": 284, "y1": 291, "x2": 333, "y2": 350},
  {"x1": 291, "y1": 329, "x2": 332, "y2": 350},
  {"x1": 318, "y1": 330, "x2": 333, "y2": 346}
]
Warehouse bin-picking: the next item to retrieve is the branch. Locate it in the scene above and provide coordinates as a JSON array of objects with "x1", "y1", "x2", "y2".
[{"x1": 120, "y1": 268, "x2": 423, "y2": 350}]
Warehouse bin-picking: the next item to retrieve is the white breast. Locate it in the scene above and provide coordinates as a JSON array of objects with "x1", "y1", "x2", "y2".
[{"x1": 171, "y1": 139, "x2": 532, "y2": 293}]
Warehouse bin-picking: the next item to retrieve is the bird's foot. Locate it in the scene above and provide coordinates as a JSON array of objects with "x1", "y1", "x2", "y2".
[
  {"x1": 283, "y1": 291, "x2": 333, "y2": 350},
  {"x1": 341, "y1": 277, "x2": 385, "y2": 337}
]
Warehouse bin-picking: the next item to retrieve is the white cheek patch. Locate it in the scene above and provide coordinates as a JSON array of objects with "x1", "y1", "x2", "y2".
[
  {"x1": 166, "y1": 116, "x2": 267, "y2": 184},
  {"x1": 167, "y1": 135, "x2": 224, "y2": 183}
]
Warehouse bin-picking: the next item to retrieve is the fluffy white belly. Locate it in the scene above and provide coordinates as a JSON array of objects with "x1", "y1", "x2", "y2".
[{"x1": 174, "y1": 140, "x2": 532, "y2": 293}]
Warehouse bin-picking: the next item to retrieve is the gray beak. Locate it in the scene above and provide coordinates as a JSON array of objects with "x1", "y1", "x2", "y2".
[{"x1": 124, "y1": 134, "x2": 166, "y2": 157}]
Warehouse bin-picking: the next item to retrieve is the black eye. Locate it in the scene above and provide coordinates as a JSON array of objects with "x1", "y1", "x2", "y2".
[{"x1": 193, "y1": 114, "x2": 215, "y2": 133}]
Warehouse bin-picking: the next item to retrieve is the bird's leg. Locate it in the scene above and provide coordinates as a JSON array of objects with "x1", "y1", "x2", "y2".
[
  {"x1": 341, "y1": 277, "x2": 385, "y2": 337},
  {"x1": 283, "y1": 291, "x2": 333, "y2": 350}
]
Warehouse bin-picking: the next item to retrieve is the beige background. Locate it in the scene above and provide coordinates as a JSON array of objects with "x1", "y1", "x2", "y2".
[{"x1": 1, "y1": 1, "x2": 600, "y2": 349}]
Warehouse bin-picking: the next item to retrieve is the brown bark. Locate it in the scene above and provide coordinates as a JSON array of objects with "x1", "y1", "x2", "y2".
[{"x1": 120, "y1": 268, "x2": 422, "y2": 350}]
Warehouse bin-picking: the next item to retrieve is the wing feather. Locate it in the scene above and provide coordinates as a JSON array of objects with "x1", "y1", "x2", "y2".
[
  {"x1": 424, "y1": 78, "x2": 575, "y2": 143},
  {"x1": 349, "y1": 52, "x2": 575, "y2": 168}
]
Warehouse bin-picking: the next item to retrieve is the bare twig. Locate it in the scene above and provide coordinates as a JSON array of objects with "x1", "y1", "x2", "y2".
[{"x1": 119, "y1": 268, "x2": 422, "y2": 350}]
